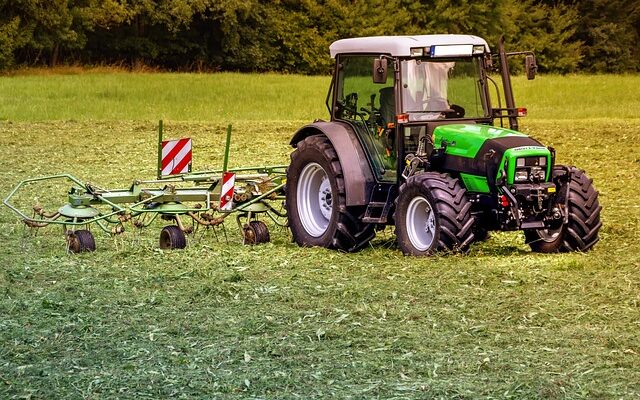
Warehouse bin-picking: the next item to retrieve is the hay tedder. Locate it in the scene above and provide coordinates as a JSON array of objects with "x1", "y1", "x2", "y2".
[{"x1": 3, "y1": 123, "x2": 287, "y2": 252}]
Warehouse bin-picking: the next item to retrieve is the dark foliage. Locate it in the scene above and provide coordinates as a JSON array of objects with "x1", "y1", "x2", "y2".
[{"x1": 0, "y1": 0, "x2": 638, "y2": 73}]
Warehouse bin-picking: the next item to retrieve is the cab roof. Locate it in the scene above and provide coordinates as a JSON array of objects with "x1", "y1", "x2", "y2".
[{"x1": 329, "y1": 34, "x2": 490, "y2": 58}]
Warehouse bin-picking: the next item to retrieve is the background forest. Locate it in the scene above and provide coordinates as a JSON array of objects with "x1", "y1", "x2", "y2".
[{"x1": 0, "y1": 0, "x2": 639, "y2": 74}]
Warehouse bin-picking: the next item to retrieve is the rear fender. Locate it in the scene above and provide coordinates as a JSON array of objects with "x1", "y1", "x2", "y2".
[{"x1": 290, "y1": 121, "x2": 374, "y2": 206}]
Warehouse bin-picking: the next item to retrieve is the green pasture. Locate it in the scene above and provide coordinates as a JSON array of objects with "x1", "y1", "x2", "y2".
[
  {"x1": 1, "y1": 72, "x2": 640, "y2": 122},
  {"x1": 0, "y1": 72, "x2": 639, "y2": 398}
]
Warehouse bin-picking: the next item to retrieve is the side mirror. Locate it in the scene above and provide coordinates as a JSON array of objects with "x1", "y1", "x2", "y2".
[
  {"x1": 525, "y1": 54, "x2": 537, "y2": 80},
  {"x1": 373, "y1": 58, "x2": 388, "y2": 84}
]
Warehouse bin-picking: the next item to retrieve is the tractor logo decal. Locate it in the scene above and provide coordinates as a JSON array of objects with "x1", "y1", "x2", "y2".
[
  {"x1": 510, "y1": 145, "x2": 546, "y2": 152},
  {"x1": 161, "y1": 138, "x2": 192, "y2": 176}
]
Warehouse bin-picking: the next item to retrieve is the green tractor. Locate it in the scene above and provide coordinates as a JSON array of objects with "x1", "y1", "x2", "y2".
[{"x1": 285, "y1": 35, "x2": 602, "y2": 255}]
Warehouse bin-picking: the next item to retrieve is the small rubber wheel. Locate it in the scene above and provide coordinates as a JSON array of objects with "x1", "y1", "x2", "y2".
[
  {"x1": 243, "y1": 221, "x2": 270, "y2": 245},
  {"x1": 159, "y1": 225, "x2": 187, "y2": 249},
  {"x1": 66, "y1": 229, "x2": 96, "y2": 253},
  {"x1": 525, "y1": 225, "x2": 563, "y2": 253}
]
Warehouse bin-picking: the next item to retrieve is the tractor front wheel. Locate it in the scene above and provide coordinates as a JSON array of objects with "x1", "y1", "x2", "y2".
[
  {"x1": 394, "y1": 172, "x2": 475, "y2": 255},
  {"x1": 286, "y1": 135, "x2": 375, "y2": 252},
  {"x1": 526, "y1": 166, "x2": 602, "y2": 252}
]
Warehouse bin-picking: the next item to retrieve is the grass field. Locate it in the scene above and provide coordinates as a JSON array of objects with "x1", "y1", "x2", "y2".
[
  {"x1": 0, "y1": 71, "x2": 639, "y2": 398},
  {"x1": 2, "y1": 70, "x2": 640, "y2": 122}
]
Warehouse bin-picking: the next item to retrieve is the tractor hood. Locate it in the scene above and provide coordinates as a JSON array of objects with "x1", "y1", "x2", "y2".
[
  {"x1": 432, "y1": 123, "x2": 551, "y2": 189},
  {"x1": 433, "y1": 124, "x2": 540, "y2": 159}
]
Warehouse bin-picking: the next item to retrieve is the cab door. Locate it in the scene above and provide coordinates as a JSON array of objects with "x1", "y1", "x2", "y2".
[{"x1": 333, "y1": 55, "x2": 397, "y2": 182}]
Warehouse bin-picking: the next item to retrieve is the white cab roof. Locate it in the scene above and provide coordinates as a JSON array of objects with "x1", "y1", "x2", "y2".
[{"x1": 329, "y1": 34, "x2": 490, "y2": 58}]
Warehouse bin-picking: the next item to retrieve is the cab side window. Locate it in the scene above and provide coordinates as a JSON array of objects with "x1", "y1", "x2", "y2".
[
  {"x1": 335, "y1": 55, "x2": 397, "y2": 179},
  {"x1": 336, "y1": 56, "x2": 394, "y2": 122}
]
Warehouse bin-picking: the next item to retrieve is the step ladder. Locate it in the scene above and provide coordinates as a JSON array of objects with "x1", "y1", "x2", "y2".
[{"x1": 362, "y1": 186, "x2": 395, "y2": 224}]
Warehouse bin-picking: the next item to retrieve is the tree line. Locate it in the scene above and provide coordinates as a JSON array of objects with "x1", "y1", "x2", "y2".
[{"x1": 1, "y1": 0, "x2": 638, "y2": 74}]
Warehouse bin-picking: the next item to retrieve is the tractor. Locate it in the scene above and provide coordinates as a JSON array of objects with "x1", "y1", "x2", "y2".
[{"x1": 285, "y1": 35, "x2": 602, "y2": 255}]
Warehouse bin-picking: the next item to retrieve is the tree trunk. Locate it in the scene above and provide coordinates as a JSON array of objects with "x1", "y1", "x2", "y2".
[{"x1": 50, "y1": 43, "x2": 59, "y2": 67}]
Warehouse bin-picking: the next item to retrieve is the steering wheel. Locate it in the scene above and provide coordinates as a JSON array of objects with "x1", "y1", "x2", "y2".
[
  {"x1": 337, "y1": 92, "x2": 360, "y2": 119},
  {"x1": 444, "y1": 104, "x2": 465, "y2": 118}
]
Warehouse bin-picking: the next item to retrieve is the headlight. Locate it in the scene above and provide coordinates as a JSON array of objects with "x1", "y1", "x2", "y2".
[
  {"x1": 531, "y1": 166, "x2": 546, "y2": 181},
  {"x1": 514, "y1": 157, "x2": 548, "y2": 183},
  {"x1": 515, "y1": 170, "x2": 529, "y2": 182}
]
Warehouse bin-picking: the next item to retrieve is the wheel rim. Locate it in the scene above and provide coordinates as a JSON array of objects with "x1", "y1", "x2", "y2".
[
  {"x1": 536, "y1": 226, "x2": 562, "y2": 243},
  {"x1": 66, "y1": 231, "x2": 80, "y2": 253},
  {"x1": 406, "y1": 196, "x2": 436, "y2": 251},
  {"x1": 159, "y1": 229, "x2": 171, "y2": 249},
  {"x1": 243, "y1": 225, "x2": 256, "y2": 245},
  {"x1": 297, "y1": 162, "x2": 332, "y2": 237}
]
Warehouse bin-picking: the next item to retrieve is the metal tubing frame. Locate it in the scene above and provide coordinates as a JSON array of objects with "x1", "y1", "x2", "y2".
[
  {"x1": 222, "y1": 182, "x2": 285, "y2": 213},
  {"x1": 5, "y1": 173, "x2": 287, "y2": 229},
  {"x1": 3, "y1": 174, "x2": 126, "y2": 227},
  {"x1": 157, "y1": 119, "x2": 164, "y2": 180},
  {"x1": 4, "y1": 121, "x2": 287, "y2": 233},
  {"x1": 223, "y1": 124, "x2": 232, "y2": 172},
  {"x1": 151, "y1": 165, "x2": 287, "y2": 183}
]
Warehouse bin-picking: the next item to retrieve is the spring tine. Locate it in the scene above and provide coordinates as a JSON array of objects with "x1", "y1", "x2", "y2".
[{"x1": 221, "y1": 223, "x2": 228, "y2": 245}]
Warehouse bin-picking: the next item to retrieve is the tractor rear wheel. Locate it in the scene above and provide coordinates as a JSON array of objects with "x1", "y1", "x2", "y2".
[
  {"x1": 526, "y1": 166, "x2": 602, "y2": 252},
  {"x1": 159, "y1": 225, "x2": 187, "y2": 249},
  {"x1": 286, "y1": 135, "x2": 375, "y2": 252},
  {"x1": 394, "y1": 172, "x2": 475, "y2": 255}
]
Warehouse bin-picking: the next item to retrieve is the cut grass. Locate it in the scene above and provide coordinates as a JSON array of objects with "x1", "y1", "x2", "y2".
[{"x1": 0, "y1": 73, "x2": 639, "y2": 398}]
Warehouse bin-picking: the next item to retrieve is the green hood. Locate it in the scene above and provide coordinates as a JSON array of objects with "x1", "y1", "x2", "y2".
[{"x1": 433, "y1": 124, "x2": 528, "y2": 158}]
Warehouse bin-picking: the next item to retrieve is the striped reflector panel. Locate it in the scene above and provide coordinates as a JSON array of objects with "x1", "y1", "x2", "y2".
[
  {"x1": 219, "y1": 172, "x2": 235, "y2": 211},
  {"x1": 161, "y1": 138, "x2": 192, "y2": 176}
]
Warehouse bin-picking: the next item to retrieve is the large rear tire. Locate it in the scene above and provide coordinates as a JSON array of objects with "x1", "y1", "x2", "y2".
[
  {"x1": 526, "y1": 166, "x2": 602, "y2": 252},
  {"x1": 394, "y1": 172, "x2": 475, "y2": 256},
  {"x1": 286, "y1": 135, "x2": 375, "y2": 252}
]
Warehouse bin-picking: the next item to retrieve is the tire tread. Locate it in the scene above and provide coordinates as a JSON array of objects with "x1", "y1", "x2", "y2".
[
  {"x1": 287, "y1": 135, "x2": 375, "y2": 252},
  {"x1": 395, "y1": 172, "x2": 475, "y2": 254}
]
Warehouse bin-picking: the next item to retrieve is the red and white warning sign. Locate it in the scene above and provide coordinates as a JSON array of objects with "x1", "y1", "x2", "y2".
[
  {"x1": 219, "y1": 172, "x2": 236, "y2": 211},
  {"x1": 161, "y1": 138, "x2": 192, "y2": 176}
]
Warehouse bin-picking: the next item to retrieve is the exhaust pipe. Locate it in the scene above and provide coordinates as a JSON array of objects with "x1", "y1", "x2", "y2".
[{"x1": 498, "y1": 36, "x2": 518, "y2": 131}]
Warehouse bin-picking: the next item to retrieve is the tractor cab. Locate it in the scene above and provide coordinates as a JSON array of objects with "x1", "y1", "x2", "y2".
[{"x1": 328, "y1": 35, "x2": 518, "y2": 183}]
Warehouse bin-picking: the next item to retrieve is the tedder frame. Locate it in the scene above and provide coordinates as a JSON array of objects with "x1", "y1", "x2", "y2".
[{"x1": 3, "y1": 123, "x2": 288, "y2": 252}]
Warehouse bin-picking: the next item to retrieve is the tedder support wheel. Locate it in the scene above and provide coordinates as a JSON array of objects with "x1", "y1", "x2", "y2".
[
  {"x1": 243, "y1": 220, "x2": 270, "y2": 245},
  {"x1": 526, "y1": 166, "x2": 602, "y2": 253},
  {"x1": 66, "y1": 229, "x2": 96, "y2": 253},
  {"x1": 286, "y1": 135, "x2": 375, "y2": 252},
  {"x1": 159, "y1": 225, "x2": 187, "y2": 250},
  {"x1": 394, "y1": 172, "x2": 475, "y2": 256}
]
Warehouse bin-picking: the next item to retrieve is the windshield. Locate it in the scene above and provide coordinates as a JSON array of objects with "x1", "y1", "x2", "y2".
[{"x1": 400, "y1": 57, "x2": 487, "y2": 121}]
